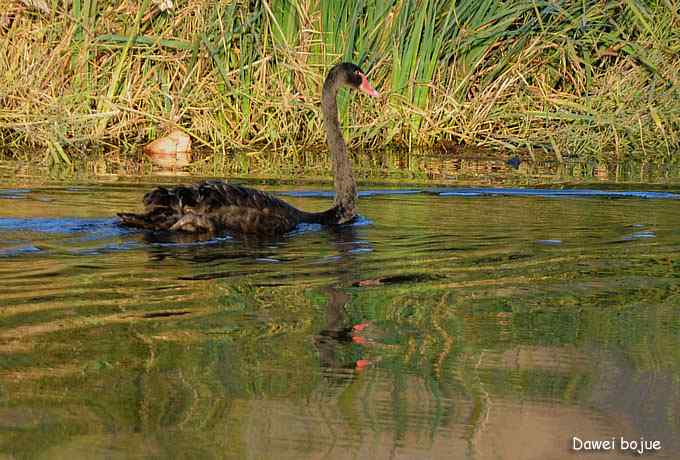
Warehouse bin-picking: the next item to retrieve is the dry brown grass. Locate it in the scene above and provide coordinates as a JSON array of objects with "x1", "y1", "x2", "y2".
[{"x1": 0, "y1": 0, "x2": 678, "y2": 168}]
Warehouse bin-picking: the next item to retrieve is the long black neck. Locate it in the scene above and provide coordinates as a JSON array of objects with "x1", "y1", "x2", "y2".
[{"x1": 321, "y1": 70, "x2": 357, "y2": 224}]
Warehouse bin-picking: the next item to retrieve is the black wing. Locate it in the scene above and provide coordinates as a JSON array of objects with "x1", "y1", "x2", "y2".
[{"x1": 118, "y1": 180, "x2": 304, "y2": 235}]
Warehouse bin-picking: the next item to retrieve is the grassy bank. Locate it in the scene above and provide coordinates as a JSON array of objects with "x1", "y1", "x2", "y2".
[{"x1": 1, "y1": 0, "x2": 679, "y2": 167}]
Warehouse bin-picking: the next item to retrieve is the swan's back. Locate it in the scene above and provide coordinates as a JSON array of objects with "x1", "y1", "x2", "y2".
[{"x1": 118, "y1": 180, "x2": 305, "y2": 235}]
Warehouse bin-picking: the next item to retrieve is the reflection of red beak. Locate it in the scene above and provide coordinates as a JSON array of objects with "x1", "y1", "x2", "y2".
[
  {"x1": 353, "y1": 322, "x2": 370, "y2": 332},
  {"x1": 352, "y1": 335, "x2": 368, "y2": 345},
  {"x1": 359, "y1": 74, "x2": 380, "y2": 97},
  {"x1": 355, "y1": 359, "x2": 371, "y2": 371}
]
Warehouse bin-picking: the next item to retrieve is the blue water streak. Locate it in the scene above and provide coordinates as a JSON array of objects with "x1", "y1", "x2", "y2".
[
  {"x1": 431, "y1": 188, "x2": 680, "y2": 199},
  {"x1": 0, "y1": 217, "x2": 120, "y2": 234},
  {"x1": 280, "y1": 188, "x2": 680, "y2": 200}
]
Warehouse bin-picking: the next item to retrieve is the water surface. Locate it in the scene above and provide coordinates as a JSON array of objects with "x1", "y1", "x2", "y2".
[{"x1": 1, "y1": 180, "x2": 680, "y2": 459}]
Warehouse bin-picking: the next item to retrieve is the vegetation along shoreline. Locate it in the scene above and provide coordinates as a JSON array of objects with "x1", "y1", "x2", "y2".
[{"x1": 1, "y1": 1, "x2": 678, "y2": 169}]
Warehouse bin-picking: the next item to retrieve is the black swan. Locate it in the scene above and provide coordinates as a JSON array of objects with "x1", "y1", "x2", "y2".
[{"x1": 118, "y1": 63, "x2": 379, "y2": 235}]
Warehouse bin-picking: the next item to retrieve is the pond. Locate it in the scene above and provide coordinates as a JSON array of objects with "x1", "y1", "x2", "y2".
[{"x1": 1, "y1": 174, "x2": 680, "y2": 458}]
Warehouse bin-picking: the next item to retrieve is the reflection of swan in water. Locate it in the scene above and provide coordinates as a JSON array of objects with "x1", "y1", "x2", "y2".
[
  {"x1": 313, "y1": 226, "x2": 377, "y2": 373},
  {"x1": 118, "y1": 63, "x2": 379, "y2": 236}
]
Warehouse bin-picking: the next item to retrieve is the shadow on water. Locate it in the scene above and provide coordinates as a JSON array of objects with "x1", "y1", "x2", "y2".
[{"x1": 1, "y1": 180, "x2": 680, "y2": 458}]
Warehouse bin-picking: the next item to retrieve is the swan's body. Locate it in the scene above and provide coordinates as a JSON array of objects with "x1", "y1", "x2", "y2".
[
  {"x1": 118, "y1": 63, "x2": 378, "y2": 235},
  {"x1": 119, "y1": 180, "x2": 345, "y2": 235}
]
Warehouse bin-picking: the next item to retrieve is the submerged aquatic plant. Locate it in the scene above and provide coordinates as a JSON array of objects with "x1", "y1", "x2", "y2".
[{"x1": 0, "y1": 0, "x2": 678, "y2": 167}]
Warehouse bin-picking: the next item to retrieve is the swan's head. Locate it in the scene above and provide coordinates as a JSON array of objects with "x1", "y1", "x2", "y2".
[{"x1": 329, "y1": 62, "x2": 380, "y2": 98}]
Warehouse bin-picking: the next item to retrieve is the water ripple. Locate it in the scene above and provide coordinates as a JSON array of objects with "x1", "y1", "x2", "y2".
[
  {"x1": 281, "y1": 187, "x2": 680, "y2": 200},
  {"x1": 0, "y1": 217, "x2": 120, "y2": 234}
]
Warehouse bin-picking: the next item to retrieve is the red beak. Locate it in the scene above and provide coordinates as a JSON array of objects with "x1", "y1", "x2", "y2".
[{"x1": 359, "y1": 73, "x2": 380, "y2": 97}]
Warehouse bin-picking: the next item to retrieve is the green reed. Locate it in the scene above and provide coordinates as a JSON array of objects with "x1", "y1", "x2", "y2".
[{"x1": 0, "y1": 0, "x2": 678, "y2": 166}]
